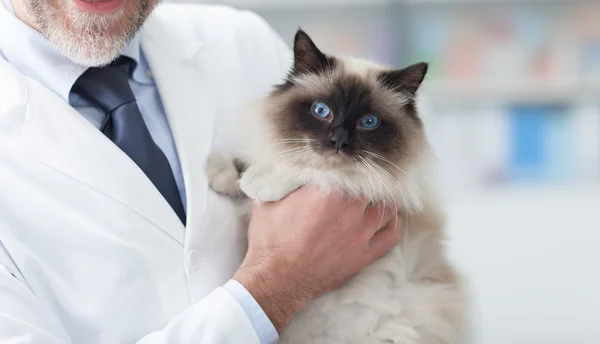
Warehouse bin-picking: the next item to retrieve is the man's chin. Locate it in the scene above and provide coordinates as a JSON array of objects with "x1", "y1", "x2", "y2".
[
  {"x1": 67, "y1": 51, "x2": 120, "y2": 68},
  {"x1": 49, "y1": 32, "x2": 124, "y2": 67},
  {"x1": 47, "y1": 10, "x2": 131, "y2": 66},
  {"x1": 26, "y1": 0, "x2": 156, "y2": 67}
]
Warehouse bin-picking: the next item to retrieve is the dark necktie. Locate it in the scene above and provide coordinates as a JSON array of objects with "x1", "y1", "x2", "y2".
[{"x1": 72, "y1": 57, "x2": 186, "y2": 225}]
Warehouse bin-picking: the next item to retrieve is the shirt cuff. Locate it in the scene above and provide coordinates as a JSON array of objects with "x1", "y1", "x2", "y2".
[{"x1": 223, "y1": 279, "x2": 279, "y2": 344}]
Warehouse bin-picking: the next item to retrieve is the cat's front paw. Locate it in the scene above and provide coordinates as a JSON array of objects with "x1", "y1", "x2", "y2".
[
  {"x1": 205, "y1": 151, "x2": 241, "y2": 196},
  {"x1": 240, "y1": 169, "x2": 301, "y2": 202}
]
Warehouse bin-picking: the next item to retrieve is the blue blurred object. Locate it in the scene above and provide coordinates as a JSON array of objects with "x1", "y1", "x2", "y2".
[
  {"x1": 510, "y1": 105, "x2": 546, "y2": 181},
  {"x1": 509, "y1": 104, "x2": 572, "y2": 182}
]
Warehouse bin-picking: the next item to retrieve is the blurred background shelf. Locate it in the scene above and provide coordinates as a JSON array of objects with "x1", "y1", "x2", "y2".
[{"x1": 422, "y1": 80, "x2": 600, "y2": 102}]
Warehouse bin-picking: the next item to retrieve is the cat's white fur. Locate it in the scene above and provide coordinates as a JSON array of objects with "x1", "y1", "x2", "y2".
[{"x1": 207, "y1": 56, "x2": 469, "y2": 343}]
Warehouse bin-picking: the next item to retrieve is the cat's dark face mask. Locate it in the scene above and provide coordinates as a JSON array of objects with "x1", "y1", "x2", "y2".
[{"x1": 270, "y1": 29, "x2": 428, "y2": 167}]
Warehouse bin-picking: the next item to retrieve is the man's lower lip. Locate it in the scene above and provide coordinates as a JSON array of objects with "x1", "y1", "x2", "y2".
[{"x1": 73, "y1": 0, "x2": 125, "y2": 13}]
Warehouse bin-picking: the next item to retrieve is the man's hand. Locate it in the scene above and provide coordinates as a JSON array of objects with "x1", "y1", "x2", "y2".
[{"x1": 233, "y1": 186, "x2": 400, "y2": 333}]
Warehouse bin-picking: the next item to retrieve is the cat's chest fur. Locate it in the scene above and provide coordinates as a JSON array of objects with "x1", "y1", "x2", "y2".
[{"x1": 280, "y1": 247, "x2": 413, "y2": 344}]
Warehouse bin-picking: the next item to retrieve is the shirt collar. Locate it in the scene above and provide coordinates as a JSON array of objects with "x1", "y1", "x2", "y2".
[{"x1": 0, "y1": 0, "x2": 151, "y2": 101}]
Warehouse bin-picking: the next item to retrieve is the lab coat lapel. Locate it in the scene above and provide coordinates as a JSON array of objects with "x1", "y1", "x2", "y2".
[
  {"x1": 14, "y1": 61, "x2": 186, "y2": 246},
  {"x1": 141, "y1": 17, "x2": 214, "y2": 234}
]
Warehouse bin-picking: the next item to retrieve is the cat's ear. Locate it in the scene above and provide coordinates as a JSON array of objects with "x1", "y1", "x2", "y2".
[
  {"x1": 291, "y1": 29, "x2": 332, "y2": 75},
  {"x1": 379, "y1": 62, "x2": 429, "y2": 96}
]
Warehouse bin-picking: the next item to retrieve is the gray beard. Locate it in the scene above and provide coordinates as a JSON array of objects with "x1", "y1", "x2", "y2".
[{"x1": 25, "y1": 0, "x2": 156, "y2": 67}]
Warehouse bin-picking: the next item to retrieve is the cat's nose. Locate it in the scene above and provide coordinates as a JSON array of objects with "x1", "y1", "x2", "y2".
[
  {"x1": 330, "y1": 139, "x2": 349, "y2": 149},
  {"x1": 329, "y1": 128, "x2": 350, "y2": 150}
]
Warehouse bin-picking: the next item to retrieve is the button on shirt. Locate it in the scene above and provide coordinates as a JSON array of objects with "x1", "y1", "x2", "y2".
[{"x1": 0, "y1": 1, "x2": 277, "y2": 343}]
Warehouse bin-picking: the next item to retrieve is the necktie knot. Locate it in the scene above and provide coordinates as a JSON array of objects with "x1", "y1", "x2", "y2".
[{"x1": 72, "y1": 56, "x2": 136, "y2": 115}]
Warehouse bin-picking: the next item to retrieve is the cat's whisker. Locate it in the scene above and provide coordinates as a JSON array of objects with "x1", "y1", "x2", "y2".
[
  {"x1": 233, "y1": 188, "x2": 247, "y2": 209},
  {"x1": 364, "y1": 157, "x2": 399, "y2": 211},
  {"x1": 271, "y1": 138, "x2": 317, "y2": 142},
  {"x1": 370, "y1": 161, "x2": 405, "y2": 202},
  {"x1": 238, "y1": 139, "x2": 314, "y2": 156},
  {"x1": 273, "y1": 147, "x2": 314, "y2": 168},
  {"x1": 245, "y1": 138, "x2": 315, "y2": 144},
  {"x1": 359, "y1": 156, "x2": 393, "y2": 230},
  {"x1": 357, "y1": 157, "x2": 384, "y2": 221},
  {"x1": 367, "y1": 158, "x2": 410, "y2": 250},
  {"x1": 287, "y1": 149, "x2": 314, "y2": 169},
  {"x1": 239, "y1": 145, "x2": 311, "y2": 181},
  {"x1": 355, "y1": 157, "x2": 377, "y2": 204},
  {"x1": 366, "y1": 157, "x2": 405, "y2": 212},
  {"x1": 249, "y1": 146, "x2": 311, "y2": 170},
  {"x1": 244, "y1": 147, "x2": 310, "y2": 178},
  {"x1": 368, "y1": 163, "x2": 389, "y2": 202},
  {"x1": 355, "y1": 159, "x2": 386, "y2": 228},
  {"x1": 353, "y1": 160, "x2": 372, "y2": 201},
  {"x1": 352, "y1": 161, "x2": 368, "y2": 197},
  {"x1": 246, "y1": 138, "x2": 315, "y2": 146},
  {"x1": 360, "y1": 150, "x2": 419, "y2": 191},
  {"x1": 367, "y1": 154, "x2": 418, "y2": 195},
  {"x1": 355, "y1": 160, "x2": 384, "y2": 226},
  {"x1": 274, "y1": 146, "x2": 311, "y2": 157},
  {"x1": 358, "y1": 163, "x2": 374, "y2": 200},
  {"x1": 237, "y1": 147, "x2": 313, "y2": 201}
]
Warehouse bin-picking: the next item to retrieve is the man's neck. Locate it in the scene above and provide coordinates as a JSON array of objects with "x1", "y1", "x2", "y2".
[{"x1": 10, "y1": 0, "x2": 39, "y2": 31}]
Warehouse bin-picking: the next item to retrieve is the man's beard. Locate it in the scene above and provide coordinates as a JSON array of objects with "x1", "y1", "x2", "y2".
[{"x1": 25, "y1": 0, "x2": 156, "y2": 67}]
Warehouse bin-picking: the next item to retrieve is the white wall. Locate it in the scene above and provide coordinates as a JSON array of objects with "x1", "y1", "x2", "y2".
[{"x1": 446, "y1": 185, "x2": 600, "y2": 343}]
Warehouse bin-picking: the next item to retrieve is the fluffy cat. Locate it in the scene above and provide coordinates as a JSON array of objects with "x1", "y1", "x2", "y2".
[{"x1": 206, "y1": 29, "x2": 468, "y2": 344}]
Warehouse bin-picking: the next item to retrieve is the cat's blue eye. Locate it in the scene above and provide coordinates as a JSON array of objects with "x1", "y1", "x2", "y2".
[
  {"x1": 311, "y1": 102, "x2": 331, "y2": 119},
  {"x1": 358, "y1": 115, "x2": 380, "y2": 130}
]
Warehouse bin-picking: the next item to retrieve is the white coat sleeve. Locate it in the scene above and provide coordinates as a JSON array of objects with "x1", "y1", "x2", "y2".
[{"x1": 0, "y1": 263, "x2": 260, "y2": 343}]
